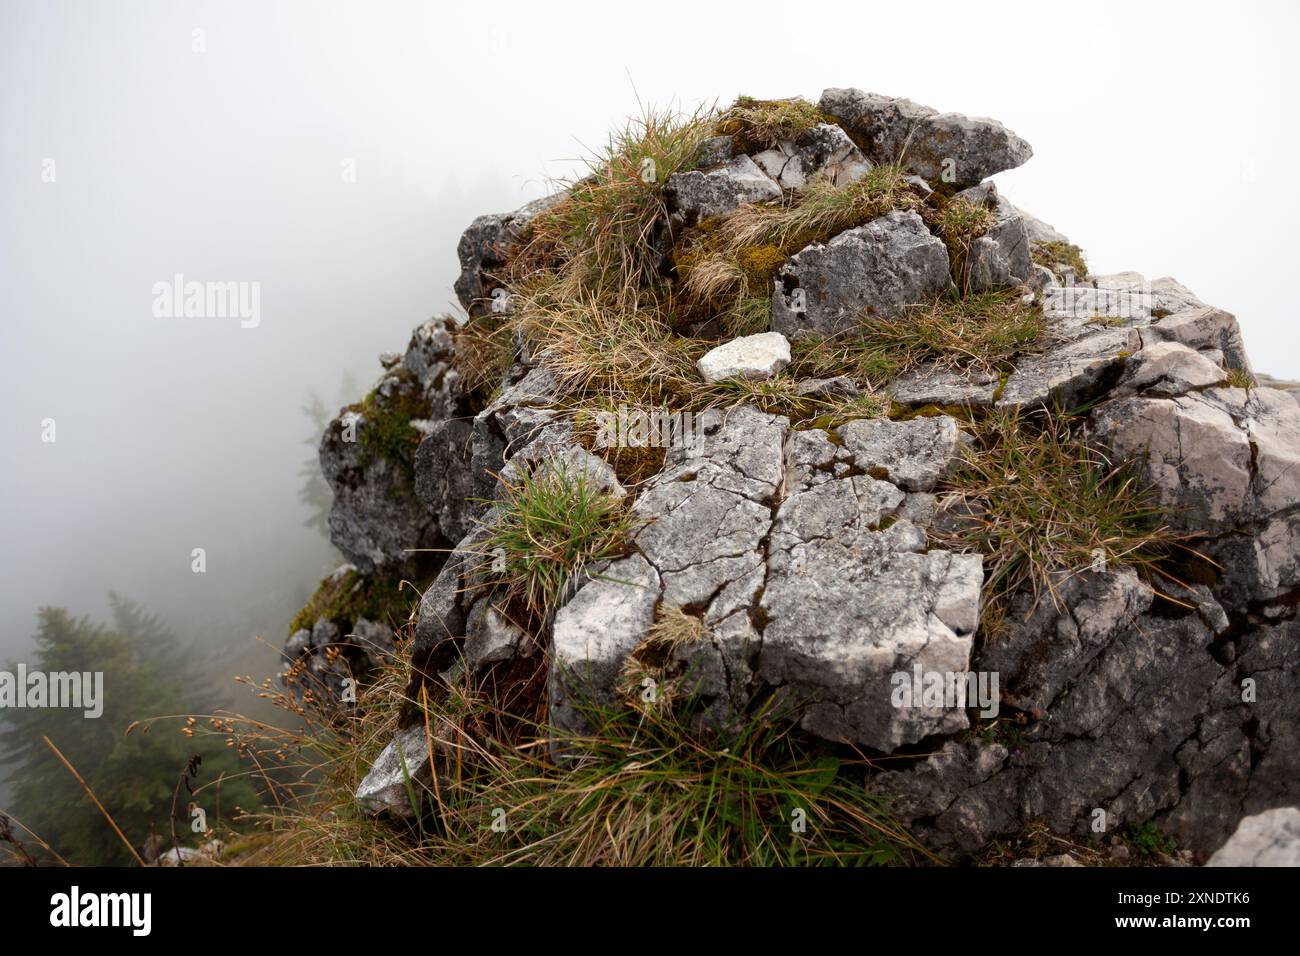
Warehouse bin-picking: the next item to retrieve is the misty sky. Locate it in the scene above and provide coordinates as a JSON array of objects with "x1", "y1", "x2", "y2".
[{"x1": 2, "y1": 0, "x2": 1298, "y2": 664}]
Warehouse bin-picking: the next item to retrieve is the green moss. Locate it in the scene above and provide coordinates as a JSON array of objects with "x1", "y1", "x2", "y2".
[
  {"x1": 736, "y1": 244, "x2": 786, "y2": 287},
  {"x1": 991, "y1": 372, "x2": 1010, "y2": 402},
  {"x1": 349, "y1": 371, "x2": 432, "y2": 490},
  {"x1": 800, "y1": 393, "x2": 892, "y2": 430},
  {"x1": 856, "y1": 289, "x2": 1046, "y2": 379},
  {"x1": 890, "y1": 403, "x2": 973, "y2": 422},
  {"x1": 572, "y1": 410, "x2": 669, "y2": 487},
  {"x1": 289, "y1": 569, "x2": 413, "y2": 636},
  {"x1": 977, "y1": 719, "x2": 1027, "y2": 751}
]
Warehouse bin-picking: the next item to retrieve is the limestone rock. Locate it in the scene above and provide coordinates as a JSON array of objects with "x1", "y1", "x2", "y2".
[
  {"x1": 953, "y1": 183, "x2": 1033, "y2": 292},
  {"x1": 321, "y1": 316, "x2": 466, "y2": 573},
  {"x1": 1092, "y1": 387, "x2": 1300, "y2": 533},
  {"x1": 1207, "y1": 807, "x2": 1300, "y2": 866},
  {"x1": 1117, "y1": 340, "x2": 1225, "y2": 397},
  {"x1": 1146, "y1": 305, "x2": 1253, "y2": 373},
  {"x1": 771, "y1": 210, "x2": 950, "y2": 337},
  {"x1": 697, "y1": 332, "x2": 791, "y2": 383},
  {"x1": 548, "y1": 553, "x2": 662, "y2": 738},
  {"x1": 455, "y1": 192, "x2": 567, "y2": 317},
  {"x1": 751, "y1": 123, "x2": 872, "y2": 189},
  {"x1": 355, "y1": 725, "x2": 435, "y2": 817},
  {"x1": 836, "y1": 415, "x2": 968, "y2": 491},
  {"x1": 996, "y1": 325, "x2": 1138, "y2": 410},
  {"x1": 665, "y1": 154, "x2": 781, "y2": 222},
  {"x1": 547, "y1": 405, "x2": 983, "y2": 751},
  {"x1": 819, "y1": 88, "x2": 1032, "y2": 189}
]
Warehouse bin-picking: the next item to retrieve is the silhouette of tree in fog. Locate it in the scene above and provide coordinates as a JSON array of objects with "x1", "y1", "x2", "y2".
[{"x1": 0, "y1": 603, "x2": 263, "y2": 866}]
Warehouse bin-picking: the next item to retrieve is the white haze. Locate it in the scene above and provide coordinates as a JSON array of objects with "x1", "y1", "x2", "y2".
[{"x1": 1, "y1": 0, "x2": 1297, "y2": 676}]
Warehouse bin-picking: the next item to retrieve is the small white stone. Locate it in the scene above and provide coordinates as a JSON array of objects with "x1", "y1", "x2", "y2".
[{"x1": 697, "y1": 332, "x2": 791, "y2": 383}]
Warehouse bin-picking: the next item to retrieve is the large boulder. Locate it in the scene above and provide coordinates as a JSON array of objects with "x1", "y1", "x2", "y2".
[
  {"x1": 819, "y1": 88, "x2": 1032, "y2": 189},
  {"x1": 771, "y1": 210, "x2": 951, "y2": 337},
  {"x1": 548, "y1": 406, "x2": 982, "y2": 750}
]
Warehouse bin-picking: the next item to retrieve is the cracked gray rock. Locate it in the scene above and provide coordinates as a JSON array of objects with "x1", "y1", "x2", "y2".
[
  {"x1": 751, "y1": 123, "x2": 872, "y2": 189},
  {"x1": 995, "y1": 324, "x2": 1138, "y2": 411},
  {"x1": 878, "y1": 597, "x2": 1300, "y2": 860},
  {"x1": 836, "y1": 416, "x2": 968, "y2": 491},
  {"x1": 548, "y1": 552, "x2": 662, "y2": 739},
  {"x1": 1091, "y1": 386, "x2": 1300, "y2": 533},
  {"x1": 819, "y1": 88, "x2": 1032, "y2": 189},
  {"x1": 665, "y1": 154, "x2": 782, "y2": 222},
  {"x1": 1115, "y1": 340, "x2": 1225, "y2": 397},
  {"x1": 544, "y1": 406, "x2": 983, "y2": 751},
  {"x1": 771, "y1": 210, "x2": 951, "y2": 338}
]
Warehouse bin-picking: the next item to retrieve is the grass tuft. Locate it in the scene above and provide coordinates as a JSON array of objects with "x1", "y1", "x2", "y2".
[
  {"x1": 932, "y1": 196, "x2": 997, "y2": 290},
  {"x1": 1222, "y1": 366, "x2": 1253, "y2": 389},
  {"x1": 720, "y1": 164, "x2": 921, "y2": 253},
  {"x1": 934, "y1": 405, "x2": 1177, "y2": 616},
  {"x1": 855, "y1": 289, "x2": 1045, "y2": 377},
  {"x1": 475, "y1": 460, "x2": 634, "y2": 618},
  {"x1": 453, "y1": 317, "x2": 515, "y2": 403},
  {"x1": 221, "y1": 625, "x2": 935, "y2": 866},
  {"x1": 675, "y1": 164, "x2": 921, "y2": 319},
  {"x1": 510, "y1": 105, "x2": 716, "y2": 311},
  {"x1": 717, "y1": 96, "x2": 828, "y2": 152},
  {"x1": 1031, "y1": 240, "x2": 1088, "y2": 279}
]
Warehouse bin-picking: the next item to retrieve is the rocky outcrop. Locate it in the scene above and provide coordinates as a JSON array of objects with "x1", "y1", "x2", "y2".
[
  {"x1": 319, "y1": 316, "x2": 466, "y2": 574},
  {"x1": 291, "y1": 87, "x2": 1300, "y2": 867}
]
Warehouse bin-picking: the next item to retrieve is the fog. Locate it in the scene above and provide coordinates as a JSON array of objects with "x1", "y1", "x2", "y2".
[{"x1": 2, "y1": 0, "x2": 1297, "y2": 684}]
